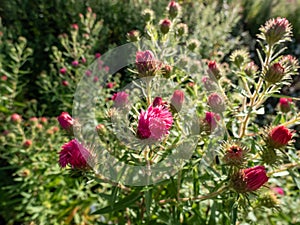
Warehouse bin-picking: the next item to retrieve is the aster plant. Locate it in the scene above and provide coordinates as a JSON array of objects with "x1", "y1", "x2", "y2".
[{"x1": 55, "y1": 2, "x2": 300, "y2": 225}]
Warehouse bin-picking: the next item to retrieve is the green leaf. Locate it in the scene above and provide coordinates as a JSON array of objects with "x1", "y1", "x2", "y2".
[
  {"x1": 231, "y1": 203, "x2": 238, "y2": 225},
  {"x1": 92, "y1": 187, "x2": 142, "y2": 215}
]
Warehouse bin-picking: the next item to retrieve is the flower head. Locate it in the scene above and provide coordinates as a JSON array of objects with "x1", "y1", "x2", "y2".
[
  {"x1": 62, "y1": 80, "x2": 69, "y2": 86},
  {"x1": 231, "y1": 166, "x2": 269, "y2": 193},
  {"x1": 57, "y1": 112, "x2": 74, "y2": 131},
  {"x1": 137, "y1": 101, "x2": 173, "y2": 141},
  {"x1": 258, "y1": 17, "x2": 292, "y2": 45},
  {"x1": 59, "y1": 139, "x2": 91, "y2": 169},
  {"x1": 142, "y1": 9, "x2": 155, "y2": 22},
  {"x1": 267, "y1": 125, "x2": 293, "y2": 148},
  {"x1": 201, "y1": 76, "x2": 217, "y2": 91}
]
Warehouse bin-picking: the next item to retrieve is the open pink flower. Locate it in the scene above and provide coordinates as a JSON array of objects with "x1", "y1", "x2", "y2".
[
  {"x1": 137, "y1": 102, "x2": 173, "y2": 141},
  {"x1": 59, "y1": 139, "x2": 91, "y2": 169}
]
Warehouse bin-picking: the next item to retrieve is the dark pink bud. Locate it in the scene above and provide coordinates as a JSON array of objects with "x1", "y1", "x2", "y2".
[
  {"x1": 204, "y1": 111, "x2": 220, "y2": 131},
  {"x1": 208, "y1": 61, "x2": 221, "y2": 80},
  {"x1": 106, "y1": 82, "x2": 115, "y2": 89},
  {"x1": 279, "y1": 98, "x2": 292, "y2": 113},
  {"x1": 57, "y1": 112, "x2": 74, "y2": 131},
  {"x1": 268, "y1": 125, "x2": 293, "y2": 148},
  {"x1": 81, "y1": 57, "x2": 87, "y2": 64},
  {"x1": 160, "y1": 19, "x2": 172, "y2": 34},
  {"x1": 168, "y1": 1, "x2": 181, "y2": 18},
  {"x1": 62, "y1": 80, "x2": 69, "y2": 86},
  {"x1": 59, "y1": 68, "x2": 67, "y2": 75},
  {"x1": 153, "y1": 97, "x2": 163, "y2": 107},
  {"x1": 170, "y1": 90, "x2": 184, "y2": 112},
  {"x1": 85, "y1": 70, "x2": 92, "y2": 77},
  {"x1": 208, "y1": 93, "x2": 225, "y2": 113},
  {"x1": 95, "y1": 53, "x2": 101, "y2": 59}
]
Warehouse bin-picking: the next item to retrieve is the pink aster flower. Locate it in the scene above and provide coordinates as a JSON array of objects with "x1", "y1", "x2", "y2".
[
  {"x1": 59, "y1": 139, "x2": 91, "y2": 169},
  {"x1": 137, "y1": 102, "x2": 173, "y2": 141}
]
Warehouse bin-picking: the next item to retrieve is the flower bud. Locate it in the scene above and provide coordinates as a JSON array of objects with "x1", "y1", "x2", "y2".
[
  {"x1": 167, "y1": 1, "x2": 181, "y2": 19},
  {"x1": 244, "y1": 61, "x2": 258, "y2": 76},
  {"x1": 267, "y1": 125, "x2": 293, "y2": 149},
  {"x1": 62, "y1": 80, "x2": 69, "y2": 86},
  {"x1": 136, "y1": 50, "x2": 160, "y2": 77},
  {"x1": 142, "y1": 9, "x2": 155, "y2": 22},
  {"x1": 1, "y1": 75, "x2": 7, "y2": 81},
  {"x1": 160, "y1": 19, "x2": 172, "y2": 34},
  {"x1": 112, "y1": 91, "x2": 129, "y2": 108},
  {"x1": 278, "y1": 98, "x2": 292, "y2": 113},
  {"x1": 207, "y1": 93, "x2": 225, "y2": 113},
  {"x1": 59, "y1": 68, "x2": 67, "y2": 75},
  {"x1": 187, "y1": 39, "x2": 200, "y2": 51},
  {"x1": 57, "y1": 112, "x2": 74, "y2": 131},
  {"x1": 96, "y1": 124, "x2": 107, "y2": 136},
  {"x1": 72, "y1": 60, "x2": 79, "y2": 67},
  {"x1": 29, "y1": 117, "x2": 38, "y2": 125},
  {"x1": 127, "y1": 30, "x2": 140, "y2": 42},
  {"x1": 153, "y1": 97, "x2": 163, "y2": 107},
  {"x1": 258, "y1": 17, "x2": 292, "y2": 45},
  {"x1": 162, "y1": 65, "x2": 172, "y2": 78},
  {"x1": 230, "y1": 49, "x2": 250, "y2": 68},
  {"x1": 23, "y1": 140, "x2": 32, "y2": 148},
  {"x1": 170, "y1": 90, "x2": 184, "y2": 112},
  {"x1": 231, "y1": 166, "x2": 268, "y2": 193},
  {"x1": 95, "y1": 53, "x2": 101, "y2": 59},
  {"x1": 11, "y1": 113, "x2": 22, "y2": 123},
  {"x1": 176, "y1": 23, "x2": 188, "y2": 37},
  {"x1": 71, "y1": 24, "x2": 79, "y2": 30},
  {"x1": 272, "y1": 187, "x2": 284, "y2": 196},
  {"x1": 264, "y1": 62, "x2": 285, "y2": 84},
  {"x1": 208, "y1": 61, "x2": 221, "y2": 80},
  {"x1": 258, "y1": 192, "x2": 279, "y2": 208},
  {"x1": 203, "y1": 111, "x2": 220, "y2": 132},
  {"x1": 40, "y1": 117, "x2": 48, "y2": 124},
  {"x1": 106, "y1": 82, "x2": 115, "y2": 89},
  {"x1": 201, "y1": 76, "x2": 217, "y2": 91}
]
